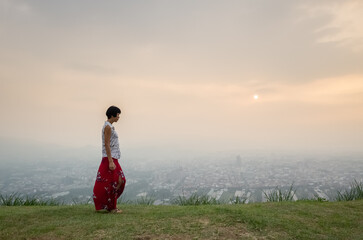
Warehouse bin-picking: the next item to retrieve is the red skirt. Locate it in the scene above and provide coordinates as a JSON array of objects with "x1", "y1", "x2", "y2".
[{"x1": 93, "y1": 157, "x2": 126, "y2": 211}]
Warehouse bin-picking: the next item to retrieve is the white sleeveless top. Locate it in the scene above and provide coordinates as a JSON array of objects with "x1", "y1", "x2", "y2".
[{"x1": 102, "y1": 121, "x2": 121, "y2": 159}]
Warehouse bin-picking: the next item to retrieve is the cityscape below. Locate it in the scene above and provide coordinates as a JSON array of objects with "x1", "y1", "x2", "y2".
[{"x1": 1, "y1": 151, "x2": 362, "y2": 205}]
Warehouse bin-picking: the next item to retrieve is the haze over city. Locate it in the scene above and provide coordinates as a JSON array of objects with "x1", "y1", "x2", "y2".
[
  {"x1": 1, "y1": 0, "x2": 362, "y2": 158},
  {"x1": 1, "y1": 0, "x2": 363, "y2": 206}
]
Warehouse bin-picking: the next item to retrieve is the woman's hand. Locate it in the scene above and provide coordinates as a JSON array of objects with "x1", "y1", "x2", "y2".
[{"x1": 109, "y1": 161, "x2": 116, "y2": 170}]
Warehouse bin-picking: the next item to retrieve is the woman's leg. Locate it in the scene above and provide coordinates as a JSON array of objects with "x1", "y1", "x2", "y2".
[
  {"x1": 93, "y1": 174, "x2": 110, "y2": 211},
  {"x1": 116, "y1": 167, "x2": 126, "y2": 197},
  {"x1": 116, "y1": 176, "x2": 125, "y2": 190},
  {"x1": 93, "y1": 157, "x2": 116, "y2": 212}
]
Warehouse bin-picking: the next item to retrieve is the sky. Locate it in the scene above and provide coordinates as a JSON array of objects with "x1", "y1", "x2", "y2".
[{"x1": 1, "y1": 0, "x2": 363, "y2": 157}]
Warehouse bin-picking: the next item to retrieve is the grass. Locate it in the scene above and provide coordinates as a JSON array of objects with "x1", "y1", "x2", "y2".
[
  {"x1": 2, "y1": 179, "x2": 362, "y2": 206},
  {"x1": 263, "y1": 184, "x2": 296, "y2": 202},
  {"x1": 172, "y1": 193, "x2": 219, "y2": 206},
  {"x1": 0, "y1": 193, "x2": 60, "y2": 206},
  {"x1": 136, "y1": 196, "x2": 156, "y2": 205},
  {"x1": 230, "y1": 195, "x2": 248, "y2": 204},
  {"x1": 0, "y1": 200, "x2": 362, "y2": 239},
  {"x1": 336, "y1": 179, "x2": 363, "y2": 201}
]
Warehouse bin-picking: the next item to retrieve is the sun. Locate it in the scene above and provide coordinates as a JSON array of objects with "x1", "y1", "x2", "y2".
[{"x1": 254, "y1": 94, "x2": 259, "y2": 100}]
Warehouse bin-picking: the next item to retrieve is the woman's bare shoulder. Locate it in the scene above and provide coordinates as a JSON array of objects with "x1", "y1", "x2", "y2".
[{"x1": 104, "y1": 125, "x2": 111, "y2": 132}]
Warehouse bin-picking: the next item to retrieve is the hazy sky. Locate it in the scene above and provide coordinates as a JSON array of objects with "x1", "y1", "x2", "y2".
[{"x1": 1, "y1": 0, "x2": 363, "y2": 154}]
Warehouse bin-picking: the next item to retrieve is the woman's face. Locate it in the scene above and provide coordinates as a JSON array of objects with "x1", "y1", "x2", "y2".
[{"x1": 115, "y1": 113, "x2": 120, "y2": 122}]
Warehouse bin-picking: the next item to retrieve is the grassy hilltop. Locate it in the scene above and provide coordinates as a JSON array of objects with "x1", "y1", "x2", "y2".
[{"x1": 0, "y1": 200, "x2": 362, "y2": 240}]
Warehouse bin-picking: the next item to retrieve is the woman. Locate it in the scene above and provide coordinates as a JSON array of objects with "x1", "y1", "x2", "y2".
[{"x1": 93, "y1": 106, "x2": 126, "y2": 213}]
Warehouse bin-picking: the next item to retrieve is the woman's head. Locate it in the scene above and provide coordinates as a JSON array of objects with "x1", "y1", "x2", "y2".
[{"x1": 106, "y1": 106, "x2": 121, "y2": 120}]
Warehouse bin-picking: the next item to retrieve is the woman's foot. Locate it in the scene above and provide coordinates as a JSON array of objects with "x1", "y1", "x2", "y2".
[{"x1": 110, "y1": 208, "x2": 123, "y2": 214}]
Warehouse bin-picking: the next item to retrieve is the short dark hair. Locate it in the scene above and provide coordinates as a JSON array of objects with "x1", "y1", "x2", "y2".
[{"x1": 106, "y1": 106, "x2": 121, "y2": 119}]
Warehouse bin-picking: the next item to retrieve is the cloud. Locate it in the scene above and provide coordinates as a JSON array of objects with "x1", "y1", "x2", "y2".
[
  {"x1": 0, "y1": 0, "x2": 32, "y2": 15},
  {"x1": 299, "y1": 0, "x2": 363, "y2": 52},
  {"x1": 0, "y1": 0, "x2": 32, "y2": 35},
  {"x1": 129, "y1": 75, "x2": 363, "y2": 106},
  {"x1": 240, "y1": 75, "x2": 363, "y2": 108},
  {"x1": 298, "y1": 75, "x2": 363, "y2": 105}
]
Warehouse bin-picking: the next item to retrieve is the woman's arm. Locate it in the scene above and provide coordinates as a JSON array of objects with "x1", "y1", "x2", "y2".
[{"x1": 104, "y1": 125, "x2": 116, "y2": 170}]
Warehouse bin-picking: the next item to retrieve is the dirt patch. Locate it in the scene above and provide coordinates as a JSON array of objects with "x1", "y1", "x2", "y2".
[
  {"x1": 29, "y1": 236, "x2": 66, "y2": 240},
  {"x1": 134, "y1": 235, "x2": 152, "y2": 240},
  {"x1": 133, "y1": 227, "x2": 266, "y2": 240},
  {"x1": 208, "y1": 226, "x2": 266, "y2": 240},
  {"x1": 198, "y1": 218, "x2": 210, "y2": 226},
  {"x1": 93, "y1": 229, "x2": 108, "y2": 240},
  {"x1": 133, "y1": 235, "x2": 185, "y2": 240}
]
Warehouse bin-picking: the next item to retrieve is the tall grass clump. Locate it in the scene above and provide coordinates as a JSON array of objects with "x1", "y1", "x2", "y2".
[
  {"x1": 263, "y1": 184, "x2": 296, "y2": 202},
  {"x1": 71, "y1": 197, "x2": 93, "y2": 205},
  {"x1": 230, "y1": 195, "x2": 248, "y2": 204},
  {"x1": 336, "y1": 179, "x2": 363, "y2": 201},
  {"x1": 136, "y1": 196, "x2": 155, "y2": 205},
  {"x1": 173, "y1": 193, "x2": 219, "y2": 206},
  {"x1": 0, "y1": 193, "x2": 61, "y2": 206},
  {"x1": 117, "y1": 195, "x2": 133, "y2": 205},
  {"x1": 0, "y1": 193, "x2": 23, "y2": 206},
  {"x1": 311, "y1": 193, "x2": 328, "y2": 202}
]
